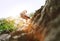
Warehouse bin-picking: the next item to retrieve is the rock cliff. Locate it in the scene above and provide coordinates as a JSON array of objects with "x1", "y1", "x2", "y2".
[{"x1": 10, "y1": 0, "x2": 60, "y2": 41}]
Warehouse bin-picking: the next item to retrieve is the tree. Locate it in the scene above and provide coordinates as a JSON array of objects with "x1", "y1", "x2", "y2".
[{"x1": 0, "y1": 18, "x2": 16, "y2": 34}]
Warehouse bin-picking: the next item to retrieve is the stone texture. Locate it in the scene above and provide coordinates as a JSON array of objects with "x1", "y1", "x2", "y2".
[
  {"x1": 9, "y1": 0, "x2": 60, "y2": 41},
  {"x1": 31, "y1": 0, "x2": 60, "y2": 41}
]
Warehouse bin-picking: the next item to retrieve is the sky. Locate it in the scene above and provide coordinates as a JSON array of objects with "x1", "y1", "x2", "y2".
[{"x1": 0, "y1": 0, "x2": 45, "y2": 18}]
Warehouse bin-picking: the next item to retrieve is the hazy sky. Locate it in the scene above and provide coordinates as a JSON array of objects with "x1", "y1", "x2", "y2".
[{"x1": 0, "y1": 0, "x2": 45, "y2": 18}]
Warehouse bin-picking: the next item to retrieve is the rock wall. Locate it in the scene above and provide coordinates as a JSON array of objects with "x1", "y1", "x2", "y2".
[
  {"x1": 9, "y1": 0, "x2": 60, "y2": 41},
  {"x1": 31, "y1": 0, "x2": 60, "y2": 41}
]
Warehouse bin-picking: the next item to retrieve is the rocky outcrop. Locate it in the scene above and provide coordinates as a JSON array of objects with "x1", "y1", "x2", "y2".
[
  {"x1": 31, "y1": 0, "x2": 60, "y2": 41},
  {"x1": 9, "y1": 0, "x2": 60, "y2": 41}
]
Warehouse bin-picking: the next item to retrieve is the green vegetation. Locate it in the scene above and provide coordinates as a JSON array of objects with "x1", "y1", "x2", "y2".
[
  {"x1": 29, "y1": 12, "x2": 34, "y2": 18},
  {"x1": 0, "y1": 18, "x2": 16, "y2": 34}
]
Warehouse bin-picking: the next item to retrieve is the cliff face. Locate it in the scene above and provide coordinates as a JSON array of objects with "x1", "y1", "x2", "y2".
[
  {"x1": 9, "y1": 0, "x2": 60, "y2": 41},
  {"x1": 31, "y1": 0, "x2": 60, "y2": 41}
]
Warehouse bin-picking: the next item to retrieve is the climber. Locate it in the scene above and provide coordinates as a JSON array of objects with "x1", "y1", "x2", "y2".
[{"x1": 20, "y1": 10, "x2": 30, "y2": 22}]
